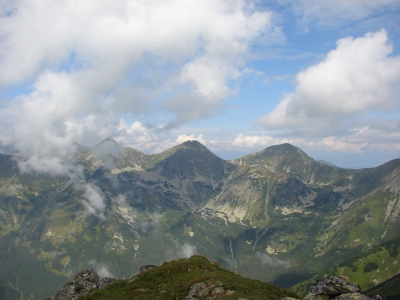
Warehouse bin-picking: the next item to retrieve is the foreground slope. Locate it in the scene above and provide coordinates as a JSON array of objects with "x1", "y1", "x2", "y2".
[{"x1": 82, "y1": 255, "x2": 299, "y2": 300}]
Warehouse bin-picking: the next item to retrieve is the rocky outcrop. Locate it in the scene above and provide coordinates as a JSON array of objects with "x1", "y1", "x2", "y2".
[
  {"x1": 138, "y1": 264, "x2": 158, "y2": 274},
  {"x1": 47, "y1": 268, "x2": 116, "y2": 300},
  {"x1": 281, "y1": 276, "x2": 384, "y2": 300},
  {"x1": 185, "y1": 281, "x2": 236, "y2": 300}
]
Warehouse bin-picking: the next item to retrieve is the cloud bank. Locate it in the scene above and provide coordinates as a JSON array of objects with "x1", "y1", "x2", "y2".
[
  {"x1": 256, "y1": 30, "x2": 400, "y2": 142},
  {"x1": 0, "y1": 0, "x2": 276, "y2": 151}
]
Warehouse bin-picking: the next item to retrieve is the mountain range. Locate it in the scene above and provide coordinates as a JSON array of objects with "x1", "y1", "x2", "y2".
[{"x1": 0, "y1": 138, "x2": 399, "y2": 299}]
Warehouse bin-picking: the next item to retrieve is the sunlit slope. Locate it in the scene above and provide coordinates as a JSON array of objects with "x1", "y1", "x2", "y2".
[
  {"x1": 232, "y1": 143, "x2": 354, "y2": 185},
  {"x1": 292, "y1": 236, "x2": 400, "y2": 296}
]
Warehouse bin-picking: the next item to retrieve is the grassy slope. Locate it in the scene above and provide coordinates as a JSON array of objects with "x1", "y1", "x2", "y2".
[
  {"x1": 83, "y1": 255, "x2": 300, "y2": 300},
  {"x1": 364, "y1": 273, "x2": 400, "y2": 300},
  {"x1": 292, "y1": 237, "x2": 400, "y2": 296}
]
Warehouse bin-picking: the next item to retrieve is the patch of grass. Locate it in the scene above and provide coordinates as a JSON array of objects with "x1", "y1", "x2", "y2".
[{"x1": 82, "y1": 255, "x2": 300, "y2": 300}]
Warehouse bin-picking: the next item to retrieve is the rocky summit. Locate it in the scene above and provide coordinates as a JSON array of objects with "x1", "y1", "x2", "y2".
[
  {"x1": 47, "y1": 257, "x2": 384, "y2": 300},
  {"x1": 47, "y1": 268, "x2": 116, "y2": 300},
  {"x1": 47, "y1": 256, "x2": 300, "y2": 300},
  {"x1": 302, "y1": 276, "x2": 383, "y2": 300}
]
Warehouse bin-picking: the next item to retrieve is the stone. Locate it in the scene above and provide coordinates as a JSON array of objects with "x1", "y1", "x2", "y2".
[
  {"x1": 333, "y1": 292, "x2": 371, "y2": 299},
  {"x1": 303, "y1": 276, "x2": 384, "y2": 300},
  {"x1": 47, "y1": 268, "x2": 116, "y2": 300},
  {"x1": 370, "y1": 295, "x2": 384, "y2": 300},
  {"x1": 304, "y1": 295, "x2": 331, "y2": 300},
  {"x1": 305, "y1": 276, "x2": 361, "y2": 299},
  {"x1": 225, "y1": 289, "x2": 237, "y2": 296},
  {"x1": 99, "y1": 277, "x2": 116, "y2": 290},
  {"x1": 212, "y1": 260, "x2": 221, "y2": 266},
  {"x1": 138, "y1": 264, "x2": 158, "y2": 273},
  {"x1": 211, "y1": 286, "x2": 225, "y2": 295}
]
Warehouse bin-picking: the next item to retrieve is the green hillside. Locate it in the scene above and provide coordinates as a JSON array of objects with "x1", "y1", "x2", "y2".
[
  {"x1": 82, "y1": 255, "x2": 300, "y2": 300},
  {"x1": 292, "y1": 237, "x2": 400, "y2": 296}
]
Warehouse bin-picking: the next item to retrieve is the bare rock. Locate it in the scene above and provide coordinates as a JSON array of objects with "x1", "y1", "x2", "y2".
[
  {"x1": 47, "y1": 268, "x2": 116, "y2": 300},
  {"x1": 333, "y1": 292, "x2": 372, "y2": 300},
  {"x1": 138, "y1": 264, "x2": 158, "y2": 274},
  {"x1": 304, "y1": 276, "x2": 384, "y2": 300}
]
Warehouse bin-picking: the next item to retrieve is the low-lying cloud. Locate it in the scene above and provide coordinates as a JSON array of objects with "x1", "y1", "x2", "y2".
[
  {"x1": 255, "y1": 252, "x2": 289, "y2": 267},
  {"x1": 179, "y1": 242, "x2": 197, "y2": 258}
]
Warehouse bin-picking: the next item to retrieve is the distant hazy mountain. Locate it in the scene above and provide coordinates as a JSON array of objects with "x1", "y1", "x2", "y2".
[
  {"x1": 316, "y1": 159, "x2": 338, "y2": 167},
  {"x1": 0, "y1": 139, "x2": 399, "y2": 299}
]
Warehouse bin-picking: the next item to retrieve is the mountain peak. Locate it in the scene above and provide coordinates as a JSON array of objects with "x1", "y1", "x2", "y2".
[
  {"x1": 180, "y1": 140, "x2": 207, "y2": 149},
  {"x1": 92, "y1": 136, "x2": 122, "y2": 157},
  {"x1": 261, "y1": 143, "x2": 300, "y2": 153},
  {"x1": 100, "y1": 136, "x2": 119, "y2": 144}
]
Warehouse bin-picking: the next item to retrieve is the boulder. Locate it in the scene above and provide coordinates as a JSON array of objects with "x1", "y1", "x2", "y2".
[
  {"x1": 333, "y1": 292, "x2": 371, "y2": 300},
  {"x1": 138, "y1": 264, "x2": 158, "y2": 273},
  {"x1": 47, "y1": 268, "x2": 116, "y2": 300},
  {"x1": 303, "y1": 276, "x2": 385, "y2": 300}
]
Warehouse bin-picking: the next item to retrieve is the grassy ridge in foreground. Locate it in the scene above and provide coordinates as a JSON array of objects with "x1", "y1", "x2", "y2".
[{"x1": 82, "y1": 255, "x2": 300, "y2": 300}]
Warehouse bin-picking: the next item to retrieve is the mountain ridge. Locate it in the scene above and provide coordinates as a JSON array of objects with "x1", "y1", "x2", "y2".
[{"x1": 0, "y1": 139, "x2": 399, "y2": 299}]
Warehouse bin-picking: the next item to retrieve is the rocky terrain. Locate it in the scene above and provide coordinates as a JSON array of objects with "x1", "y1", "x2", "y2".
[
  {"x1": 0, "y1": 139, "x2": 399, "y2": 299},
  {"x1": 46, "y1": 256, "x2": 388, "y2": 300}
]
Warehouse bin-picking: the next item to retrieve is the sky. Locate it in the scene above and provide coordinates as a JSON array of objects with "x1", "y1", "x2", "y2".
[{"x1": 1, "y1": 0, "x2": 400, "y2": 169}]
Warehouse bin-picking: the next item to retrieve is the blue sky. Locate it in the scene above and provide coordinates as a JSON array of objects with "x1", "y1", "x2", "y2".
[{"x1": 0, "y1": 0, "x2": 400, "y2": 169}]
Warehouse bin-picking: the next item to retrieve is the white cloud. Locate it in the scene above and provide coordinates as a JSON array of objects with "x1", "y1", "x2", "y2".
[
  {"x1": 0, "y1": 0, "x2": 279, "y2": 168},
  {"x1": 81, "y1": 183, "x2": 107, "y2": 220},
  {"x1": 256, "y1": 30, "x2": 400, "y2": 137},
  {"x1": 88, "y1": 261, "x2": 114, "y2": 278},
  {"x1": 0, "y1": 0, "x2": 275, "y2": 119},
  {"x1": 179, "y1": 242, "x2": 196, "y2": 258}
]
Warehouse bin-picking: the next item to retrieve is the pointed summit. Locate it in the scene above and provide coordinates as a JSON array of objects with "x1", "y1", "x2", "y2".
[
  {"x1": 92, "y1": 136, "x2": 122, "y2": 157},
  {"x1": 179, "y1": 140, "x2": 209, "y2": 151},
  {"x1": 96, "y1": 136, "x2": 119, "y2": 146}
]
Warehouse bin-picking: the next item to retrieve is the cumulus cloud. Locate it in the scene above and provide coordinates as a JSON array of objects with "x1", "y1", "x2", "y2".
[
  {"x1": 279, "y1": 0, "x2": 400, "y2": 30},
  {"x1": 0, "y1": 0, "x2": 282, "y2": 170},
  {"x1": 0, "y1": 0, "x2": 275, "y2": 126},
  {"x1": 256, "y1": 30, "x2": 400, "y2": 138}
]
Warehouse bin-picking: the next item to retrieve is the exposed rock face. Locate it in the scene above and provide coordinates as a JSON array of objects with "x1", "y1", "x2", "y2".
[
  {"x1": 306, "y1": 276, "x2": 361, "y2": 298},
  {"x1": 47, "y1": 268, "x2": 116, "y2": 300},
  {"x1": 138, "y1": 264, "x2": 158, "y2": 274},
  {"x1": 300, "y1": 276, "x2": 384, "y2": 300},
  {"x1": 185, "y1": 281, "x2": 236, "y2": 300}
]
